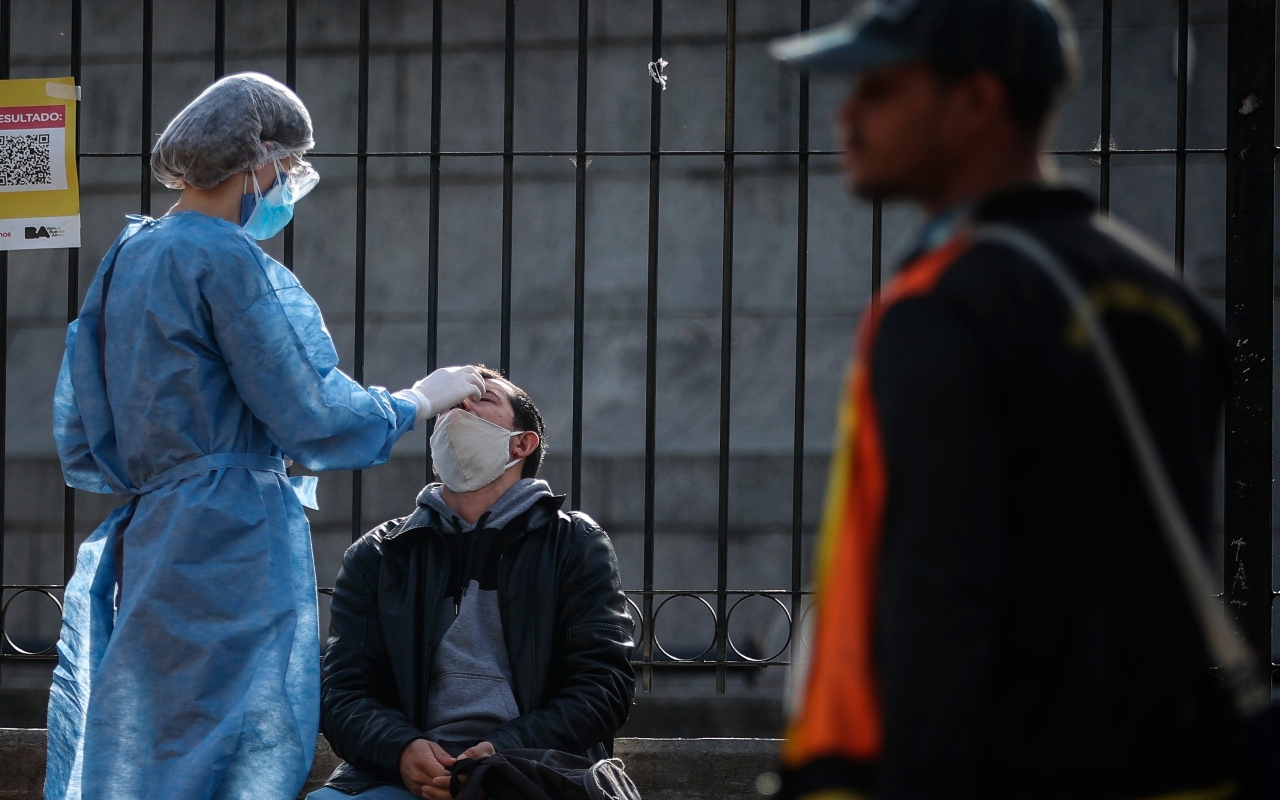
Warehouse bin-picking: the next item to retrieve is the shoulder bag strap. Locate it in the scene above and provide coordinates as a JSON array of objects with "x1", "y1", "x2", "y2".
[{"x1": 970, "y1": 222, "x2": 1269, "y2": 718}]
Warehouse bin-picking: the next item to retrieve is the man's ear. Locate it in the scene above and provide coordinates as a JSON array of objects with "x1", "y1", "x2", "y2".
[
  {"x1": 511, "y1": 431, "x2": 540, "y2": 460},
  {"x1": 957, "y1": 71, "x2": 1008, "y2": 138}
]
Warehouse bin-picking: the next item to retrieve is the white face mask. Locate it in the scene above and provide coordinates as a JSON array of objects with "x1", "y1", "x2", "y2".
[{"x1": 430, "y1": 409, "x2": 525, "y2": 493}]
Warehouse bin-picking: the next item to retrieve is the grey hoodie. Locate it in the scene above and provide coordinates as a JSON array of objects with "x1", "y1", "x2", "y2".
[{"x1": 417, "y1": 479, "x2": 554, "y2": 743}]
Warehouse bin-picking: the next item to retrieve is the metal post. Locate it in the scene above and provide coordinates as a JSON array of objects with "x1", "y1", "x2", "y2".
[
  {"x1": 213, "y1": 0, "x2": 226, "y2": 80},
  {"x1": 871, "y1": 198, "x2": 882, "y2": 311},
  {"x1": 64, "y1": 0, "x2": 83, "y2": 584},
  {"x1": 715, "y1": 0, "x2": 736, "y2": 694},
  {"x1": 1098, "y1": 0, "x2": 1112, "y2": 212},
  {"x1": 351, "y1": 0, "x2": 369, "y2": 541},
  {"x1": 140, "y1": 0, "x2": 153, "y2": 215},
  {"x1": 790, "y1": 0, "x2": 810, "y2": 661},
  {"x1": 570, "y1": 0, "x2": 588, "y2": 510},
  {"x1": 286, "y1": 0, "x2": 298, "y2": 94},
  {"x1": 424, "y1": 0, "x2": 442, "y2": 483},
  {"x1": 283, "y1": 0, "x2": 297, "y2": 271},
  {"x1": 642, "y1": 0, "x2": 664, "y2": 694},
  {"x1": 1173, "y1": 0, "x2": 1188, "y2": 278},
  {"x1": 0, "y1": 0, "x2": 8, "y2": 681},
  {"x1": 1223, "y1": 0, "x2": 1275, "y2": 672},
  {"x1": 500, "y1": 0, "x2": 515, "y2": 377}
]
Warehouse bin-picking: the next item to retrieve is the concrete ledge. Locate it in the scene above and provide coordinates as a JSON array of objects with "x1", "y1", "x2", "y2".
[
  {"x1": 1, "y1": 689, "x2": 787, "y2": 738},
  {"x1": 609, "y1": 738, "x2": 780, "y2": 800},
  {"x1": 0, "y1": 729, "x2": 779, "y2": 800},
  {"x1": 0, "y1": 729, "x2": 46, "y2": 800}
]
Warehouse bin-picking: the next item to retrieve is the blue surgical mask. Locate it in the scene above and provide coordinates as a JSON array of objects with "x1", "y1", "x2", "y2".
[
  {"x1": 240, "y1": 158, "x2": 319, "y2": 240},
  {"x1": 239, "y1": 171, "x2": 277, "y2": 227}
]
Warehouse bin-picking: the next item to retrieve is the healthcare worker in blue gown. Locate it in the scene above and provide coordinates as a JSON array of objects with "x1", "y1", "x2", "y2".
[{"x1": 45, "y1": 72, "x2": 485, "y2": 800}]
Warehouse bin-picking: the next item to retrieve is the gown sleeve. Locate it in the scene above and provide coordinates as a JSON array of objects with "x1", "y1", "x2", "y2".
[
  {"x1": 213, "y1": 244, "x2": 417, "y2": 472},
  {"x1": 53, "y1": 320, "x2": 113, "y2": 494}
]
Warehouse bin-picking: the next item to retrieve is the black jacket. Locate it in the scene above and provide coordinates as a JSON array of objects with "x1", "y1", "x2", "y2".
[
  {"x1": 783, "y1": 186, "x2": 1236, "y2": 800},
  {"x1": 319, "y1": 495, "x2": 636, "y2": 794}
]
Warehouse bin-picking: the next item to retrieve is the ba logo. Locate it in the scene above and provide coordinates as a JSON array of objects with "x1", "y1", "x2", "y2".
[{"x1": 25, "y1": 226, "x2": 51, "y2": 239}]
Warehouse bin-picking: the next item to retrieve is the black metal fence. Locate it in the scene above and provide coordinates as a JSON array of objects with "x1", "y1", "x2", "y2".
[{"x1": 0, "y1": 0, "x2": 1275, "y2": 700}]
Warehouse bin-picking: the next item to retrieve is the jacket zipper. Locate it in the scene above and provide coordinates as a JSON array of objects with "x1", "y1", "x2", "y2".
[
  {"x1": 498, "y1": 553, "x2": 519, "y2": 712},
  {"x1": 412, "y1": 524, "x2": 448, "y2": 728}
]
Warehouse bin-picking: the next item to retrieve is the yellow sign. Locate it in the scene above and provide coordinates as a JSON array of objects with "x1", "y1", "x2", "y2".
[{"x1": 0, "y1": 77, "x2": 80, "y2": 250}]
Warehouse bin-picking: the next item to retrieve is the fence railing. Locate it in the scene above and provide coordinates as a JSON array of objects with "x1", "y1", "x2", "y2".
[{"x1": 0, "y1": 0, "x2": 1274, "y2": 699}]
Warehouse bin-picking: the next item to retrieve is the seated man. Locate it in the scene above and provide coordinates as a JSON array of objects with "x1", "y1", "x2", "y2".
[{"x1": 310, "y1": 367, "x2": 636, "y2": 800}]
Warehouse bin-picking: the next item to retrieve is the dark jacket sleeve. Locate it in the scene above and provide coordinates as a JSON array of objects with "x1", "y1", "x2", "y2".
[
  {"x1": 869, "y1": 292, "x2": 1005, "y2": 798},
  {"x1": 485, "y1": 518, "x2": 637, "y2": 753},
  {"x1": 320, "y1": 522, "x2": 424, "y2": 780}
]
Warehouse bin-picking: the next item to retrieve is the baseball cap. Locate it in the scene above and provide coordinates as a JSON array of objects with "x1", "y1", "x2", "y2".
[{"x1": 770, "y1": 0, "x2": 1078, "y2": 93}]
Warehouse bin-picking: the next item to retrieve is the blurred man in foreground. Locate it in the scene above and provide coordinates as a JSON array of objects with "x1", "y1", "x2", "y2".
[{"x1": 771, "y1": 1, "x2": 1237, "y2": 797}]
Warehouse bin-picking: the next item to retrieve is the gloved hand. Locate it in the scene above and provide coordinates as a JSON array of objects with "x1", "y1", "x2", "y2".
[{"x1": 397, "y1": 366, "x2": 485, "y2": 423}]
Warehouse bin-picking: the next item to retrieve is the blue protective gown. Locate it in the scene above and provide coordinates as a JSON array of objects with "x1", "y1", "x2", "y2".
[{"x1": 46, "y1": 212, "x2": 417, "y2": 800}]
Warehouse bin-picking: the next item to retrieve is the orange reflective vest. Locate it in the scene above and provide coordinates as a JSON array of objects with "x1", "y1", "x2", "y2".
[{"x1": 782, "y1": 235, "x2": 971, "y2": 769}]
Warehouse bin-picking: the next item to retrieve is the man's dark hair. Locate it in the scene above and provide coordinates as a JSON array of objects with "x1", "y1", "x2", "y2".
[
  {"x1": 930, "y1": 60, "x2": 1062, "y2": 138},
  {"x1": 474, "y1": 365, "x2": 546, "y2": 479}
]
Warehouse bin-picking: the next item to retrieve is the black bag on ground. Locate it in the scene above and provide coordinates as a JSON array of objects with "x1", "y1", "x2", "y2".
[{"x1": 447, "y1": 749, "x2": 640, "y2": 800}]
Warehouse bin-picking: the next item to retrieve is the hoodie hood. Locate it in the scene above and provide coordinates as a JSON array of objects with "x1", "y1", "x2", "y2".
[{"x1": 417, "y1": 478, "x2": 555, "y2": 533}]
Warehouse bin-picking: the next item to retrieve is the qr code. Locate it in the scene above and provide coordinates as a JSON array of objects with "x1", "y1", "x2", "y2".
[{"x1": 0, "y1": 133, "x2": 53, "y2": 188}]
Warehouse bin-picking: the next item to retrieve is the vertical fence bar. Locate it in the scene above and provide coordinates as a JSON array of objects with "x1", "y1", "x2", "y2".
[
  {"x1": 0, "y1": 0, "x2": 8, "y2": 681},
  {"x1": 1098, "y1": 0, "x2": 1112, "y2": 212},
  {"x1": 425, "y1": 0, "x2": 442, "y2": 482},
  {"x1": 871, "y1": 198, "x2": 882, "y2": 310},
  {"x1": 790, "y1": 0, "x2": 810, "y2": 653},
  {"x1": 1223, "y1": 0, "x2": 1275, "y2": 671},
  {"x1": 64, "y1": 0, "x2": 83, "y2": 585},
  {"x1": 351, "y1": 0, "x2": 369, "y2": 542},
  {"x1": 715, "y1": 0, "x2": 736, "y2": 694},
  {"x1": 570, "y1": 0, "x2": 588, "y2": 510},
  {"x1": 286, "y1": 0, "x2": 298, "y2": 89},
  {"x1": 283, "y1": 0, "x2": 297, "y2": 271},
  {"x1": 214, "y1": 0, "x2": 226, "y2": 79},
  {"x1": 1173, "y1": 0, "x2": 1187, "y2": 278},
  {"x1": 499, "y1": 0, "x2": 515, "y2": 377},
  {"x1": 141, "y1": 0, "x2": 153, "y2": 215},
  {"x1": 641, "y1": 0, "x2": 663, "y2": 694}
]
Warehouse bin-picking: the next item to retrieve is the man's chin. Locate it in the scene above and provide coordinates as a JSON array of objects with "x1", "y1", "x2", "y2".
[
  {"x1": 848, "y1": 176, "x2": 900, "y2": 202},
  {"x1": 850, "y1": 180, "x2": 877, "y2": 200}
]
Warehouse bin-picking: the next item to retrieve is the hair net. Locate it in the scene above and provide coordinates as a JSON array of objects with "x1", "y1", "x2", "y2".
[{"x1": 151, "y1": 72, "x2": 314, "y2": 190}]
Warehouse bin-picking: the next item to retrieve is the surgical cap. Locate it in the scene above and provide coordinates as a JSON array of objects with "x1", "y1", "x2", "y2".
[{"x1": 151, "y1": 72, "x2": 314, "y2": 190}]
